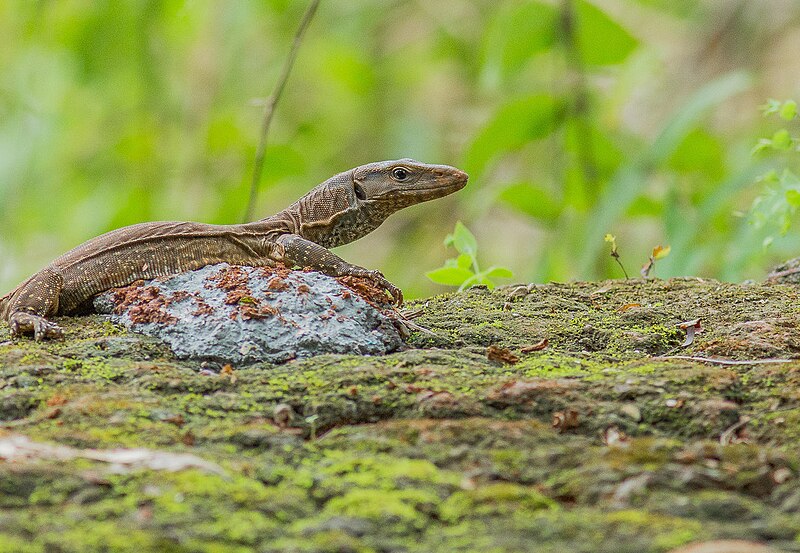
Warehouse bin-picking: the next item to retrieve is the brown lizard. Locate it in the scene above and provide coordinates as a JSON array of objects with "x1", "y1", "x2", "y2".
[{"x1": 0, "y1": 159, "x2": 467, "y2": 340}]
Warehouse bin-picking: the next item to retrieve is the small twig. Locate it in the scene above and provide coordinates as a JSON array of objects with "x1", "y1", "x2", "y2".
[
  {"x1": 654, "y1": 355, "x2": 794, "y2": 366},
  {"x1": 400, "y1": 318, "x2": 437, "y2": 336},
  {"x1": 766, "y1": 266, "x2": 800, "y2": 281},
  {"x1": 612, "y1": 254, "x2": 629, "y2": 280},
  {"x1": 719, "y1": 415, "x2": 750, "y2": 445},
  {"x1": 243, "y1": 0, "x2": 321, "y2": 222}
]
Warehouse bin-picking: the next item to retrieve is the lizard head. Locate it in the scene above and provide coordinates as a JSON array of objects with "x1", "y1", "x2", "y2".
[
  {"x1": 289, "y1": 159, "x2": 468, "y2": 248},
  {"x1": 351, "y1": 159, "x2": 468, "y2": 210}
]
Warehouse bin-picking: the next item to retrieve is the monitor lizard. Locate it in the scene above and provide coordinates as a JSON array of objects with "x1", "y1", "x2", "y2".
[{"x1": 0, "y1": 159, "x2": 468, "y2": 340}]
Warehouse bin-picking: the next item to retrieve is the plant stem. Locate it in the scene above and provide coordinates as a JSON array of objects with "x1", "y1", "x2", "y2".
[{"x1": 243, "y1": 0, "x2": 321, "y2": 222}]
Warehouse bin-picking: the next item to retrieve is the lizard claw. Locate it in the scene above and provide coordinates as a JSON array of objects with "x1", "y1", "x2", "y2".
[
  {"x1": 9, "y1": 312, "x2": 64, "y2": 341},
  {"x1": 362, "y1": 270, "x2": 403, "y2": 306}
]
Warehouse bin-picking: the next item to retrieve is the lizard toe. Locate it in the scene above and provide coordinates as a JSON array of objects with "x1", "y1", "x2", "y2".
[
  {"x1": 9, "y1": 319, "x2": 21, "y2": 339},
  {"x1": 391, "y1": 287, "x2": 404, "y2": 306},
  {"x1": 363, "y1": 271, "x2": 403, "y2": 306},
  {"x1": 10, "y1": 312, "x2": 62, "y2": 341},
  {"x1": 37, "y1": 320, "x2": 64, "y2": 341}
]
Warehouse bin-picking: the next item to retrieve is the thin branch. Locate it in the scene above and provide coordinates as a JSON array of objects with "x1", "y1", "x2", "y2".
[
  {"x1": 243, "y1": 0, "x2": 321, "y2": 222},
  {"x1": 654, "y1": 355, "x2": 794, "y2": 366},
  {"x1": 560, "y1": 0, "x2": 599, "y2": 188}
]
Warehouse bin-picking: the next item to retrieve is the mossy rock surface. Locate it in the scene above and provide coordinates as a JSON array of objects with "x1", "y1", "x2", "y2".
[{"x1": 1, "y1": 278, "x2": 800, "y2": 552}]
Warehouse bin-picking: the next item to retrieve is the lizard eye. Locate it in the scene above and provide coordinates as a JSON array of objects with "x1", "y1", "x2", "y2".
[
  {"x1": 391, "y1": 167, "x2": 409, "y2": 181},
  {"x1": 354, "y1": 182, "x2": 367, "y2": 200}
]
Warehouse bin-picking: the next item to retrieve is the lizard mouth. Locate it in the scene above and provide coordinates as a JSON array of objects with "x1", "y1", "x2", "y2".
[{"x1": 410, "y1": 169, "x2": 469, "y2": 199}]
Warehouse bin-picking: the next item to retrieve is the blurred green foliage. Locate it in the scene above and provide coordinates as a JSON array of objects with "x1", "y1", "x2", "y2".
[
  {"x1": 750, "y1": 99, "x2": 800, "y2": 247},
  {"x1": 1, "y1": 0, "x2": 799, "y2": 298}
]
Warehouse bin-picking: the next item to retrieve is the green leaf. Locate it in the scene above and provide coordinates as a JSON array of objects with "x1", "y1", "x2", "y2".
[
  {"x1": 668, "y1": 128, "x2": 725, "y2": 179},
  {"x1": 575, "y1": 71, "x2": 751, "y2": 274},
  {"x1": 477, "y1": 275, "x2": 496, "y2": 289},
  {"x1": 458, "y1": 274, "x2": 483, "y2": 291},
  {"x1": 465, "y1": 94, "x2": 563, "y2": 177},
  {"x1": 771, "y1": 128, "x2": 792, "y2": 150},
  {"x1": 426, "y1": 267, "x2": 474, "y2": 287},
  {"x1": 780, "y1": 100, "x2": 797, "y2": 121},
  {"x1": 785, "y1": 189, "x2": 800, "y2": 208},
  {"x1": 449, "y1": 221, "x2": 478, "y2": 257},
  {"x1": 456, "y1": 253, "x2": 473, "y2": 270},
  {"x1": 751, "y1": 138, "x2": 773, "y2": 156},
  {"x1": 484, "y1": 266, "x2": 514, "y2": 279},
  {"x1": 760, "y1": 99, "x2": 782, "y2": 116},
  {"x1": 498, "y1": 182, "x2": 561, "y2": 222},
  {"x1": 481, "y1": 2, "x2": 558, "y2": 88},
  {"x1": 574, "y1": 0, "x2": 638, "y2": 66}
]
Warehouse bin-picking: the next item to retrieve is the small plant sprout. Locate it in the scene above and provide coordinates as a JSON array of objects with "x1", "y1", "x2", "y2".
[
  {"x1": 604, "y1": 234, "x2": 629, "y2": 279},
  {"x1": 426, "y1": 222, "x2": 514, "y2": 291},
  {"x1": 641, "y1": 244, "x2": 671, "y2": 278},
  {"x1": 750, "y1": 99, "x2": 800, "y2": 247}
]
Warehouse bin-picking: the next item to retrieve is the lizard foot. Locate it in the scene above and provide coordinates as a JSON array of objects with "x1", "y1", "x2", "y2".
[
  {"x1": 351, "y1": 269, "x2": 404, "y2": 306},
  {"x1": 9, "y1": 312, "x2": 64, "y2": 341}
]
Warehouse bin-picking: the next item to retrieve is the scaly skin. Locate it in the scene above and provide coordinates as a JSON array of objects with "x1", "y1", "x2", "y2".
[{"x1": 0, "y1": 159, "x2": 468, "y2": 340}]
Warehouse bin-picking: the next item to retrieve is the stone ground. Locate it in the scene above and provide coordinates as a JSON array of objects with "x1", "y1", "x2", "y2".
[{"x1": 1, "y1": 276, "x2": 800, "y2": 552}]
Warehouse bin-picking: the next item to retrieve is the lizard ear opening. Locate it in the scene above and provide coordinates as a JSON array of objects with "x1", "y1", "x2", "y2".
[{"x1": 354, "y1": 182, "x2": 367, "y2": 200}]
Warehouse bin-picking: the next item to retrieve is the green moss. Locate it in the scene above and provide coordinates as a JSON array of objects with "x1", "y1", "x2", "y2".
[
  {"x1": 2, "y1": 278, "x2": 800, "y2": 551},
  {"x1": 440, "y1": 483, "x2": 556, "y2": 522},
  {"x1": 322, "y1": 488, "x2": 439, "y2": 531}
]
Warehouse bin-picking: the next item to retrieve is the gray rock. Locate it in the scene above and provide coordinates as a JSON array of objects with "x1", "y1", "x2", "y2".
[{"x1": 94, "y1": 264, "x2": 404, "y2": 364}]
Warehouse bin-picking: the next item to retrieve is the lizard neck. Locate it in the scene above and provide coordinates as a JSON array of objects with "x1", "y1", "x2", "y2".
[{"x1": 291, "y1": 170, "x2": 391, "y2": 248}]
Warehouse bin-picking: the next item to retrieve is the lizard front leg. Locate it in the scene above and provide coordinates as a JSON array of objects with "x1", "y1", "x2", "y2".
[
  {"x1": 276, "y1": 234, "x2": 403, "y2": 305},
  {"x1": 5, "y1": 269, "x2": 64, "y2": 340}
]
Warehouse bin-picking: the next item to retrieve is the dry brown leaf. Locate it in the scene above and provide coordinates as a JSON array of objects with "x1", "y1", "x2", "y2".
[
  {"x1": 520, "y1": 339, "x2": 548, "y2": 353},
  {"x1": 220, "y1": 363, "x2": 237, "y2": 384},
  {"x1": 486, "y1": 345, "x2": 519, "y2": 365},
  {"x1": 552, "y1": 409, "x2": 579, "y2": 432}
]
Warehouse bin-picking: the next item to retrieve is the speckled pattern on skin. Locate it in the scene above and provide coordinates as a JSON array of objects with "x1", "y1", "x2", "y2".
[{"x1": 1, "y1": 159, "x2": 468, "y2": 340}]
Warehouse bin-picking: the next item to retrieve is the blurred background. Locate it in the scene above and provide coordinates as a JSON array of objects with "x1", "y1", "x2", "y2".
[{"x1": 2, "y1": 0, "x2": 800, "y2": 299}]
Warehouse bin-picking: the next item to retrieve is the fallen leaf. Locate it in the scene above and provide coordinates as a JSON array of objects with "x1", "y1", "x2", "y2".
[
  {"x1": 181, "y1": 431, "x2": 196, "y2": 446},
  {"x1": 617, "y1": 303, "x2": 642, "y2": 312},
  {"x1": 164, "y1": 414, "x2": 186, "y2": 427},
  {"x1": 602, "y1": 425, "x2": 628, "y2": 446},
  {"x1": 486, "y1": 345, "x2": 519, "y2": 365},
  {"x1": 220, "y1": 364, "x2": 237, "y2": 384},
  {"x1": 677, "y1": 318, "x2": 703, "y2": 347},
  {"x1": 46, "y1": 394, "x2": 68, "y2": 407},
  {"x1": 552, "y1": 409, "x2": 579, "y2": 432},
  {"x1": 720, "y1": 415, "x2": 750, "y2": 445},
  {"x1": 772, "y1": 467, "x2": 792, "y2": 484},
  {"x1": 520, "y1": 339, "x2": 548, "y2": 353},
  {"x1": 273, "y1": 403, "x2": 295, "y2": 428}
]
